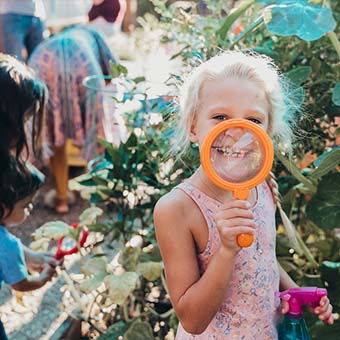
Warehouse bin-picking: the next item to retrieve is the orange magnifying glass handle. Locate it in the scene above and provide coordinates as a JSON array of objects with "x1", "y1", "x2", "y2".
[
  {"x1": 233, "y1": 190, "x2": 254, "y2": 248},
  {"x1": 201, "y1": 119, "x2": 274, "y2": 248}
]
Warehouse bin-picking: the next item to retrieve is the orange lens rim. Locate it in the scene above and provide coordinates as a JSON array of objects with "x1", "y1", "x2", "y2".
[{"x1": 200, "y1": 119, "x2": 274, "y2": 194}]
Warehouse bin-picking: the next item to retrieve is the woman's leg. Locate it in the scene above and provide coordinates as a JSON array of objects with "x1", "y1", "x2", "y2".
[{"x1": 50, "y1": 144, "x2": 69, "y2": 213}]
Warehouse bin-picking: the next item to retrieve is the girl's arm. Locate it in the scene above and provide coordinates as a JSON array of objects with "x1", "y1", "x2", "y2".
[
  {"x1": 11, "y1": 263, "x2": 55, "y2": 292},
  {"x1": 278, "y1": 262, "x2": 299, "y2": 291},
  {"x1": 154, "y1": 191, "x2": 254, "y2": 334}
]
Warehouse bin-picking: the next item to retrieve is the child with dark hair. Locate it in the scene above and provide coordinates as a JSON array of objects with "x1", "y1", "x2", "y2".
[
  {"x1": 0, "y1": 53, "x2": 47, "y2": 166},
  {"x1": 0, "y1": 157, "x2": 58, "y2": 340}
]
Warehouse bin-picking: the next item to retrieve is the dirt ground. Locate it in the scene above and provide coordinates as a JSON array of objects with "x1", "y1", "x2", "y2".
[{"x1": 0, "y1": 167, "x2": 91, "y2": 340}]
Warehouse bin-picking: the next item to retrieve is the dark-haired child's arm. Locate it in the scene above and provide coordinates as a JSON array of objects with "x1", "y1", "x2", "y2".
[{"x1": 11, "y1": 263, "x2": 56, "y2": 292}]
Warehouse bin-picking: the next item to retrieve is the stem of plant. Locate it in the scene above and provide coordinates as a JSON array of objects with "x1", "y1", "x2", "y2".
[
  {"x1": 230, "y1": 16, "x2": 264, "y2": 48},
  {"x1": 327, "y1": 31, "x2": 340, "y2": 60},
  {"x1": 276, "y1": 152, "x2": 317, "y2": 194},
  {"x1": 161, "y1": 273, "x2": 169, "y2": 295},
  {"x1": 296, "y1": 233, "x2": 319, "y2": 268},
  {"x1": 86, "y1": 318, "x2": 105, "y2": 334},
  {"x1": 146, "y1": 306, "x2": 174, "y2": 319},
  {"x1": 123, "y1": 301, "x2": 132, "y2": 322},
  {"x1": 56, "y1": 267, "x2": 86, "y2": 315},
  {"x1": 288, "y1": 197, "x2": 318, "y2": 269}
]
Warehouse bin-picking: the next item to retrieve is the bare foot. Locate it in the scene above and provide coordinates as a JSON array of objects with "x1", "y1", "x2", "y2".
[{"x1": 55, "y1": 199, "x2": 69, "y2": 214}]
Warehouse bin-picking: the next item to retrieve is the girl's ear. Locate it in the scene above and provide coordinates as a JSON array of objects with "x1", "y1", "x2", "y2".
[
  {"x1": 189, "y1": 123, "x2": 198, "y2": 143},
  {"x1": 0, "y1": 205, "x2": 9, "y2": 222}
]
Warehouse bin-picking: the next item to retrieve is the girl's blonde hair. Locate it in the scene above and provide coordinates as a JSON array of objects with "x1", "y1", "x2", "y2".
[{"x1": 170, "y1": 51, "x2": 297, "y2": 161}]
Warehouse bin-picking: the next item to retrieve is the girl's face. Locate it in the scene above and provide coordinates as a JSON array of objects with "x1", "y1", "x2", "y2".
[
  {"x1": 2, "y1": 194, "x2": 35, "y2": 227},
  {"x1": 190, "y1": 77, "x2": 270, "y2": 146}
]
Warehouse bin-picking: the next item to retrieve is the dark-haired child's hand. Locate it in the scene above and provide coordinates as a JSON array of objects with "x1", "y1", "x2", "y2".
[
  {"x1": 24, "y1": 248, "x2": 60, "y2": 272},
  {"x1": 11, "y1": 263, "x2": 57, "y2": 292},
  {"x1": 39, "y1": 263, "x2": 57, "y2": 283}
]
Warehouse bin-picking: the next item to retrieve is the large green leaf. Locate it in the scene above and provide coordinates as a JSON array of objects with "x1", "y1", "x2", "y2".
[
  {"x1": 124, "y1": 320, "x2": 155, "y2": 340},
  {"x1": 306, "y1": 173, "x2": 340, "y2": 229},
  {"x1": 309, "y1": 148, "x2": 340, "y2": 180},
  {"x1": 136, "y1": 261, "x2": 163, "y2": 281},
  {"x1": 98, "y1": 321, "x2": 127, "y2": 340},
  {"x1": 320, "y1": 261, "x2": 340, "y2": 308},
  {"x1": 80, "y1": 272, "x2": 107, "y2": 294},
  {"x1": 81, "y1": 257, "x2": 107, "y2": 276},
  {"x1": 332, "y1": 83, "x2": 340, "y2": 106},
  {"x1": 104, "y1": 272, "x2": 139, "y2": 305},
  {"x1": 33, "y1": 221, "x2": 72, "y2": 240},
  {"x1": 119, "y1": 246, "x2": 141, "y2": 271},
  {"x1": 79, "y1": 207, "x2": 103, "y2": 225},
  {"x1": 262, "y1": 0, "x2": 336, "y2": 41},
  {"x1": 139, "y1": 244, "x2": 162, "y2": 263},
  {"x1": 285, "y1": 66, "x2": 312, "y2": 86}
]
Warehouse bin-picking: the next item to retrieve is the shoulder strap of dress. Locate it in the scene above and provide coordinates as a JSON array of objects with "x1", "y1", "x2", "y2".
[{"x1": 174, "y1": 182, "x2": 217, "y2": 223}]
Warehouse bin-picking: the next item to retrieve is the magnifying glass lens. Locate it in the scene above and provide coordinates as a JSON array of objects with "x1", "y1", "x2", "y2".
[
  {"x1": 210, "y1": 127, "x2": 265, "y2": 183},
  {"x1": 60, "y1": 237, "x2": 77, "y2": 251}
]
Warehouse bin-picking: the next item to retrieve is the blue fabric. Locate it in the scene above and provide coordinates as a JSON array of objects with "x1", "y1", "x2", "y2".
[
  {"x1": 0, "y1": 320, "x2": 8, "y2": 340},
  {"x1": 0, "y1": 227, "x2": 27, "y2": 287},
  {"x1": 0, "y1": 13, "x2": 46, "y2": 60}
]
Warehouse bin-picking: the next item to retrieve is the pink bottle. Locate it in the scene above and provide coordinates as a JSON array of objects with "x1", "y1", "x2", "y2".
[{"x1": 277, "y1": 287, "x2": 327, "y2": 340}]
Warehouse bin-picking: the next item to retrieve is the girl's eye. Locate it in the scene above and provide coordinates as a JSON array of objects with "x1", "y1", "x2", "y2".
[
  {"x1": 248, "y1": 118, "x2": 262, "y2": 125},
  {"x1": 213, "y1": 115, "x2": 227, "y2": 121}
]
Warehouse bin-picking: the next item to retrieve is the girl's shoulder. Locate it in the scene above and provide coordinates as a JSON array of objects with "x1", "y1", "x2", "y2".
[
  {"x1": 153, "y1": 185, "x2": 201, "y2": 230},
  {"x1": 154, "y1": 186, "x2": 196, "y2": 215}
]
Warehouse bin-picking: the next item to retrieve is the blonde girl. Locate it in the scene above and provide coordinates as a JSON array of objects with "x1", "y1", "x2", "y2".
[{"x1": 154, "y1": 51, "x2": 333, "y2": 339}]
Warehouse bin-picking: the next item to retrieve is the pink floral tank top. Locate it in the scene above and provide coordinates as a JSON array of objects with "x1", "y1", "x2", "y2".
[{"x1": 175, "y1": 181, "x2": 280, "y2": 340}]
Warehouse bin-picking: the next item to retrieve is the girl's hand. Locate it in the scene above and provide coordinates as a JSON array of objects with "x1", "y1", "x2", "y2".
[
  {"x1": 281, "y1": 295, "x2": 334, "y2": 325},
  {"x1": 281, "y1": 295, "x2": 290, "y2": 314},
  {"x1": 214, "y1": 200, "x2": 255, "y2": 254},
  {"x1": 314, "y1": 296, "x2": 334, "y2": 325}
]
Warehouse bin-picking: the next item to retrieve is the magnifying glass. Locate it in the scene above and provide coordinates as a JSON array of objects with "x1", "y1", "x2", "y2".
[
  {"x1": 201, "y1": 119, "x2": 274, "y2": 248},
  {"x1": 55, "y1": 223, "x2": 89, "y2": 260}
]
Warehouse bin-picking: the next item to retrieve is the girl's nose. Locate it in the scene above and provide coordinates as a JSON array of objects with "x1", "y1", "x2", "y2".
[
  {"x1": 224, "y1": 127, "x2": 245, "y2": 141},
  {"x1": 216, "y1": 127, "x2": 246, "y2": 147}
]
